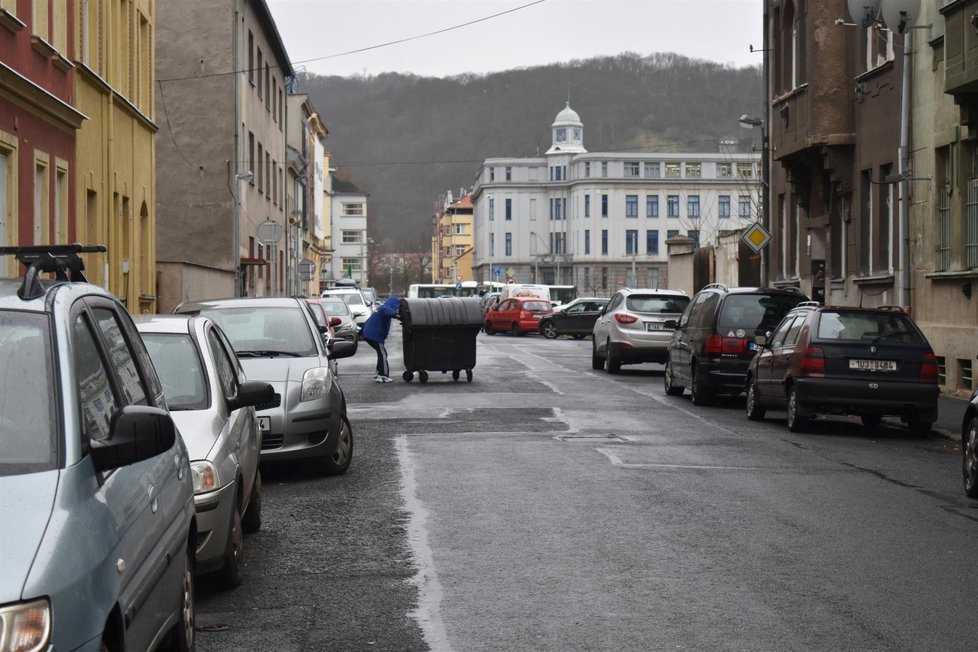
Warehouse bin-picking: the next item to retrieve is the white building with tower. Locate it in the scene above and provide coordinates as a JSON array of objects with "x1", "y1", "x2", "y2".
[{"x1": 471, "y1": 103, "x2": 762, "y2": 295}]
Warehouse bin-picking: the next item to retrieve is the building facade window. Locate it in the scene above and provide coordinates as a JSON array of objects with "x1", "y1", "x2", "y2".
[
  {"x1": 505, "y1": 232, "x2": 512, "y2": 256},
  {"x1": 489, "y1": 167, "x2": 495, "y2": 181},
  {"x1": 719, "y1": 195, "x2": 731, "y2": 218},
  {"x1": 667, "y1": 229, "x2": 679, "y2": 241},
  {"x1": 490, "y1": 233, "x2": 495, "y2": 257},
  {"x1": 585, "y1": 230, "x2": 590, "y2": 255},
  {"x1": 739, "y1": 195, "x2": 751, "y2": 218},
  {"x1": 718, "y1": 163, "x2": 732, "y2": 178},
  {"x1": 624, "y1": 162, "x2": 640, "y2": 177},
  {"x1": 341, "y1": 230, "x2": 362, "y2": 244},
  {"x1": 505, "y1": 166, "x2": 512, "y2": 181},
  {"x1": 687, "y1": 229, "x2": 700, "y2": 247},
  {"x1": 625, "y1": 230, "x2": 638, "y2": 255},
  {"x1": 342, "y1": 202, "x2": 364, "y2": 216},
  {"x1": 584, "y1": 162, "x2": 591, "y2": 178},
  {"x1": 688, "y1": 195, "x2": 700, "y2": 218},
  {"x1": 601, "y1": 194, "x2": 608, "y2": 218},
  {"x1": 505, "y1": 198, "x2": 512, "y2": 220},
  {"x1": 665, "y1": 162, "x2": 681, "y2": 178},
  {"x1": 601, "y1": 161, "x2": 608, "y2": 178},
  {"x1": 685, "y1": 163, "x2": 701, "y2": 178},
  {"x1": 584, "y1": 195, "x2": 590, "y2": 218},
  {"x1": 646, "y1": 195, "x2": 658, "y2": 218},
  {"x1": 601, "y1": 229, "x2": 608, "y2": 255},
  {"x1": 646, "y1": 230, "x2": 659, "y2": 255},
  {"x1": 625, "y1": 195, "x2": 638, "y2": 218},
  {"x1": 667, "y1": 195, "x2": 680, "y2": 218},
  {"x1": 644, "y1": 162, "x2": 660, "y2": 178}
]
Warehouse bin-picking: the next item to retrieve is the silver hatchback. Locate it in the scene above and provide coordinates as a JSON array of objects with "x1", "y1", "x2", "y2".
[
  {"x1": 175, "y1": 297, "x2": 357, "y2": 473},
  {"x1": 136, "y1": 315, "x2": 274, "y2": 589},
  {"x1": 592, "y1": 288, "x2": 690, "y2": 374}
]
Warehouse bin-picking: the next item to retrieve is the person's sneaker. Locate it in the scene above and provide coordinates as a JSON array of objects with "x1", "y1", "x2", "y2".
[{"x1": 375, "y1": 376, "x2": 393, "y2": 383}]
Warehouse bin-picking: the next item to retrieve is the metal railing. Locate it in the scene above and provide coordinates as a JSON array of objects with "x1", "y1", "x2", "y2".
[
  {"x1": 966, "y1": 179, "x2": 978, "y2": 269},
  {"x1": 938, "y1": 187, "x2": 951, "y2": 272}
]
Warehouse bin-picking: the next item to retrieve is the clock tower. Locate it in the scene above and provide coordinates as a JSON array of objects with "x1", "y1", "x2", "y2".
[{"x1": 546, "y1": 102, "x2": 586, "y2": 155}]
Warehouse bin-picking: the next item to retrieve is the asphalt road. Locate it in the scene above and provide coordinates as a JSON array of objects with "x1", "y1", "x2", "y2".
[{"x1": 195, "y1": 326, "x2": 977, "y2": 651}]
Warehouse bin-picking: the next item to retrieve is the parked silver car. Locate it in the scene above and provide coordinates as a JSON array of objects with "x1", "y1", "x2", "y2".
[
  {"x1": 321, "y1": 287, "x2": 373, "y2": 329},
  {"x1": 175, "y1": 297, "x2": 356, "y2": 473},
  {"x1": 136, "y1": 315, "x2": 274, "y2": 589},
  {"x1": 0, "y1": 244, "x2": 196, "y2": 651},
  {"x1": 592, "y1": 288, "x2": 690, "y2": 374}
]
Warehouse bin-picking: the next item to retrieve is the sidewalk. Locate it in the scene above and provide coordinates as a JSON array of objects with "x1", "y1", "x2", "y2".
[{"x1": 932, "y1": 392, "x2": 971, "y2": 441}]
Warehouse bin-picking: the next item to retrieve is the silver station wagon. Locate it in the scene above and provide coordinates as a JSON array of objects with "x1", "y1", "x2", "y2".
[
  {"x1": 175, "y1": 297, "x2": 356, "y2": 474},
  {"x1": 0, "y1": 245, "x2": 196, "y2": 651}
]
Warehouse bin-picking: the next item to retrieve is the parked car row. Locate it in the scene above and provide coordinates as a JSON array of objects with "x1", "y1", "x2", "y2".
[{"x1": 0, "y1": 244, "x2": 361, "y2": 651}]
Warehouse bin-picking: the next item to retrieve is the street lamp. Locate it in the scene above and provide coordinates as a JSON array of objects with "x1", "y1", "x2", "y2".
[{"x1": 739, "y1": 113, "x2": 769, "y2": 286}]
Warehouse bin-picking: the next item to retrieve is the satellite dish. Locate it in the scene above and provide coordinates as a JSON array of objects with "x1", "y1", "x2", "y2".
[
  {"x1": 879, "y1": 0, "x2": 920, "y2": 34},
  {"x1": 847, "y1": 0, "x2": 881, "y2": 28}
]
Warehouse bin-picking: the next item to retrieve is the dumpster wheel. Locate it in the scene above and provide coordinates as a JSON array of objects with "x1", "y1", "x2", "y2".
[
  {"x1": 402, "y1": 370, "x2": 413, "y2": 382},
  {"x1": 466, "y1": 369, "x2": 473, "y2": 382},
  {"x1": 418, "y1": 370, "x2": 429, "y2": 384},
  {"x1": 452, "y1": 370, "x2": 460, "y2": 381}
]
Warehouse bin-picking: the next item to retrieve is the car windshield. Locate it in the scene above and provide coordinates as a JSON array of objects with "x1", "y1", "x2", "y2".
[
  {"x1": 320, "y1": 300, "x2": 351, "y2": 316},
  {"x1": 0, "y1": 311, "x2": 58, "y2": 475},
  {"x1": 627, "y1": 295, "x2": 690, "y2": 314},
  {"x1": 331, "y1": 293, "x2": 364, "y2": 307},
  {"x1": 816, "y1": 310, "x2": 925, "y2": 343},
  {"x1": 717, "y1": 294, "x2": 801, "y2": 333},
  {"x1": 523, "y1": 300, "x2": 550, "y2": 311},
  {"x1": 196, "y1": 306, "x2": 318, "y2": 357},
  {"x1": 141, "y1": 333, "x2": 209, "y2": 411}
]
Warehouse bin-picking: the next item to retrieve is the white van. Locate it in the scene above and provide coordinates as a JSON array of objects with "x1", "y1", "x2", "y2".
[{"x1": 499, "y1": 283, "x2": 551, "y2": 304}]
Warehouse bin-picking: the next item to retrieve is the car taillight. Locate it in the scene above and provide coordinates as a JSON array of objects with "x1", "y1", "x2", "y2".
[
  {"x1": 920, "y1": 352, "x2": 938, "y2": 384},
  {"x1": 800, "y1": 347, "x2": 825, "y2": 377},
  {"x1": 519, "y1": 311, "x2": 527, "y2": 319},
  {"x1": 615, "y1": 313, "x2": 638, "y2": 325},
  {"x1": 705, "y1": 334, "x2": 748, "y2": 354}
]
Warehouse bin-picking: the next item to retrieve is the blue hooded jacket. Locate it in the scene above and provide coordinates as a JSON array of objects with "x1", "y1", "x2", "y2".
[{"x1": 361, "y1": 295, "x2": 400, "y2": 343}]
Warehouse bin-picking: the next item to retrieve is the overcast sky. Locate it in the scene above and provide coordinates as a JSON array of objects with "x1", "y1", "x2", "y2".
[{"x1": 265, "y1": 0, "x2": 764, "y2": 78}]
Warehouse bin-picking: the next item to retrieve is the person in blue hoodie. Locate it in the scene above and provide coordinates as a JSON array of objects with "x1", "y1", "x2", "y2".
[{"x1": 361, "y1": 295, "x2": 400, "y2": 383}]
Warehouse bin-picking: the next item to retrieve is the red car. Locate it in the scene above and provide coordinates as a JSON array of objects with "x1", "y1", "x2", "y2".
[{"x1": 484, "y1": 296, "x2": 552, "y2": 336}]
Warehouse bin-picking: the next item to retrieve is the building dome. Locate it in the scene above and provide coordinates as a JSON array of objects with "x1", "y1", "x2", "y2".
[{"x1": 552, "y1": 102, "x2": 582, "y2": 127}]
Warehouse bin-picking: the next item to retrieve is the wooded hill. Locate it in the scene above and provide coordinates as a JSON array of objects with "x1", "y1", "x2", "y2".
[{"x1": 297, "y1": 52, "x2": 763, "y2": 252}]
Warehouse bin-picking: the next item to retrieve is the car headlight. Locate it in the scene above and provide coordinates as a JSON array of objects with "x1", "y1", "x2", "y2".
[
  {"x1": 301, "y1": 367, "x2": 332, "y2": 402},
  {"x1": 190, "y1": 460, "x2": 219, "y2": 495},
  {"x1": 0, "y1": 598, "x2": 51, "y2": 652}
]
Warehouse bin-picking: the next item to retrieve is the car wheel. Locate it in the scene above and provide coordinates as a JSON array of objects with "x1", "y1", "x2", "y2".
[
  {"x1": 860, "y1": 414, "x2": 882, "y2": 430},
  {"x1": 745, "y1": 379, "x2": 765, "y2": 421},
  {"x1": 511, "y1": 322, "x2": 521, "y2": 336},
  {"x1": 963, "y1": 416, "x2": 978, "y2": 498},
  {"x1": 541, "y1": 321, "x2": 558, "y2": 339},
  {"x1": 572, "y1": 334, "x2": 585, "y2": 340},
  {"x1": 172, "y1": 541, "x2": 196, "y2": 652},
  {"x1": 690, "y1": 363, "x2": 712, "y2": 406},
  {"x1": 217, "y1": 499, "x2": 243, "y2": 590},
  {"x1": 241, "y1": 470, "x2": 262, "y2": 534},
  {"x1": 322, "y1": 416, "x2": 353, "y2": 476},
  {"x1": 907, "y1": 419, "x2": 931, "y2": 438},
  {"x1": 484, "y1": 321, "x2": 495, "y2": 335},
  {"x1": 664, "y1": 359, "x2": 684, "y2": 396},
  {"x1": 606, "y1": 340, "x2": 621, "y2": 374},
  {"x1": 591, "y1": 340, "x2": 604, "y2": 370},
  {"x1": 786, "y1": 387, "x2": 808, "y2": 432}
]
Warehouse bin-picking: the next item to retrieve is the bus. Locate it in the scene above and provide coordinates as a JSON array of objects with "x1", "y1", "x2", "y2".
[{"x1": 407, "y1": 282, "x2": 483, "y2": 299}]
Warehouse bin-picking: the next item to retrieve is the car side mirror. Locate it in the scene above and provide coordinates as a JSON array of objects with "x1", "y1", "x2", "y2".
[
  {"x1": 91, "y1": 405, "x2": 177, "y2": 472},
  {"x1": 754, "y1": 334, "x2": 768, "y2": 348},
  {"x1": 228, "y1": 380, "x2": 275, "y2": 411},
  {"x1": 329, "y1": 316, "x2": 342, "y2": 327},
  {"x1": 328, "y1": 338, "x2": 357, "y2": 360},
  {"x1": 663, "y1": 319, "x2": 679, "y2": 330}
]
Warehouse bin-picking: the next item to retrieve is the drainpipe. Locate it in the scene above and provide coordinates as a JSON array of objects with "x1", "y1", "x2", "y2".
[
  {"x1": 899, "y1": 30, "x2": 912, "y2": 311},
  {"x1": 232, "y1": 2, "x2": 241, "y2": 296}
]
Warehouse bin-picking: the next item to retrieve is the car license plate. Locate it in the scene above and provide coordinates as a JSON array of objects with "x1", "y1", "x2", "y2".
[
  {"x1": 849, "y1": 359, "x2": 896, "y2": 371},
  {"x1": 258, "y1": 416, "x2": 271, "y2": 432},
  {"x1": 645, "y1": 322, "x2": 664, "y2": 331}
]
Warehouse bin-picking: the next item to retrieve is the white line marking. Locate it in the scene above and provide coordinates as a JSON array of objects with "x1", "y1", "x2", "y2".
[
  {"x1": 596, "y1": 447, "x2": 767, "y2": 471},
  {"x1": 396, "y1": 435, "x2": 452, "y2": 651}
]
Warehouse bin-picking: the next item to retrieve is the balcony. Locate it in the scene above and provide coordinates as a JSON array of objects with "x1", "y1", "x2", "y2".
[{"x1": 942, "y1": 0, "x2": 978, "y2": 95}]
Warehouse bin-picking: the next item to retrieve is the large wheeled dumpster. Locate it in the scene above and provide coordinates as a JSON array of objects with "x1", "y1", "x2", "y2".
[{"x1": 399, "y1": 297, "x2": 483, "y2": 383}]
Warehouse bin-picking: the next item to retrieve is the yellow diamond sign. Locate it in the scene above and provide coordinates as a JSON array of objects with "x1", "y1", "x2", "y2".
[{"x1": 741, "y1": 222, "x2": 772, "y2": 253}]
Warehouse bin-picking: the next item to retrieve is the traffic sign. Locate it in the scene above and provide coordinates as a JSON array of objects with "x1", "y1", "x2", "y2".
[
  {"x1": 493, "y1": 265, "x2": 501, "y2": 276},
  {"x1": 741, "y1": 222, "x2": 772, "y2": 253}
]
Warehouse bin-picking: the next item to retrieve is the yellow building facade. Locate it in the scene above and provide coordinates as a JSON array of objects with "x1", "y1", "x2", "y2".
[
  {"x1": 432, "y1": 192, "x2": 474, "y2": 284},
  {"x1": 74, "y1": 0, "x2": 158, "y2": 313}
]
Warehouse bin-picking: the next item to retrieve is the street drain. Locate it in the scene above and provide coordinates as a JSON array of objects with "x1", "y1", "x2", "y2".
[{"x1": 555, "y1": 434, "x2": 628, "y2": 442}]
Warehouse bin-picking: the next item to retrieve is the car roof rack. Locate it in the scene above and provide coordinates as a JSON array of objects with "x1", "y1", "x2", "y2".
[
  {"x1": 701, "y1": 282, "x2": 728, "y2": 292},
  {"x1": 0, "y1": 243, "x2": 106, "y2": 301},
  {"x1": 795, "y1": 300, "x2": 821, "y2": 308}
]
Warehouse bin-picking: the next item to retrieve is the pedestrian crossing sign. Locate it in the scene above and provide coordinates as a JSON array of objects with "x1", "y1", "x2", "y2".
[{"x1": 741, "y1": 222, "x2": 772, "y2": 253}]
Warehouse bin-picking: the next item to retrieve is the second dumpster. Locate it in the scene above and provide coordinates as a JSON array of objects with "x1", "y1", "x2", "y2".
[{"x1": 399, "y1": 297, "x2": 483, "y2": 383}]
